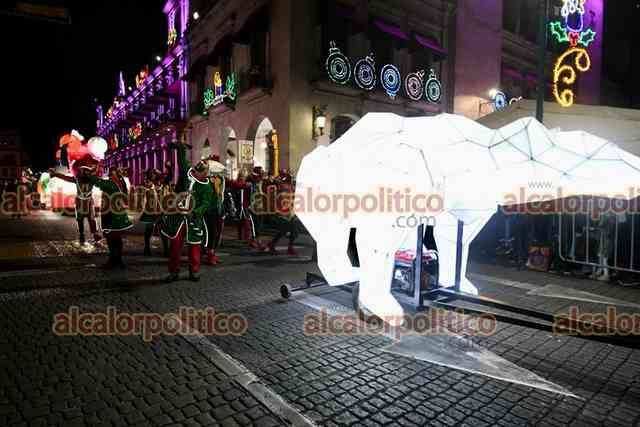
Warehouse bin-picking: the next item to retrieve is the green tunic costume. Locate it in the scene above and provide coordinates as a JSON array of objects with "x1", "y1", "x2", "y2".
[
  {"x1": 161, "y1": 145, "x2": 213, "y2": 244},
  {"x1": 88, "y1": 175, "x2": 133, "y2": 233}
]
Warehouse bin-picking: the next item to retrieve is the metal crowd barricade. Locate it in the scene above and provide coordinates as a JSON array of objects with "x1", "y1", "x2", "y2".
[{"x1": 557, "y1": 196, "x2": 640, "y2": 274}]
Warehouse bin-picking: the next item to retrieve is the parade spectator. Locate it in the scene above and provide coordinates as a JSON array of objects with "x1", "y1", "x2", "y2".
[{"x1": 49, "y1": 166, "x2": 100, "y2": 244}]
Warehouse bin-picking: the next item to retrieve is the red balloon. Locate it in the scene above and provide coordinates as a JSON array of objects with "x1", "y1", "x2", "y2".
[{"x1": 59, "y1": 133, "x2": 80, "y2": 147}]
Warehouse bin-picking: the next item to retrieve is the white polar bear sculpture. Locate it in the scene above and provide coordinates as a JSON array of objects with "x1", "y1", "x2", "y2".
[{"x1": 294, "y1": 113, "x2": 640, "y2": 324}]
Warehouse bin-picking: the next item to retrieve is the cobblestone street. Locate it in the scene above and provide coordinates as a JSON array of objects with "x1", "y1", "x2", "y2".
[{"x1": 1, "y1": 211, "x2": 640, "y2": 426}]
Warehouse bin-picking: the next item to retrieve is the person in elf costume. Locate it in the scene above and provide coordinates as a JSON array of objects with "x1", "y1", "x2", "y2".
[
  {"x1": 161, "y1": 141, "x2": 213, "y2": 282},
  {"x1": 265, "y1": 169, "x2": 300, "y2": 256},
  {"x1": 87, "y1": 167, "x2": 132, "y2": 268},
  {"x1": 203, "y1": 155, "x2": 226, "y2": 266},
  {"x1": 248, "y1": 166, "x2": 266, "y2": 239},
  {"x1": 232, "y1": 170, "x2": 264, "y2": 250},
  {"x1": 49, "y1": 156, "x2": 101, "y2": 245},
  {"x1": 140, "y1": 168, "x2": 167, "y2": 256}
]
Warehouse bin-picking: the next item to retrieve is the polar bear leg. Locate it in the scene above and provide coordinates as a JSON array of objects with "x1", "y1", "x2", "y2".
[
  {"x1": 433, "y1": 212, "x2": 495, "y2": 295},
  {"x1": 314, "y1": 224, "x2": 360, "y2": 286},
  {"x1": 354, "y1": 225, "x2": 408, "y2": 326}
]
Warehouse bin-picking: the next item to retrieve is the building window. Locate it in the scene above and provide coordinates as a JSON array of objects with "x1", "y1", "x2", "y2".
[{"x1": 331, "y1": 115, "x2": 356, "y2": 142}]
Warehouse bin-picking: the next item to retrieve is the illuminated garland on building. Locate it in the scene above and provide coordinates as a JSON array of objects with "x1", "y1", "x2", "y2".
[
  {"x1": 380, "y1": 64, "x2": 401, "y2": 99},
  {"x1": 128, "y1": 122, "x2": 143, "y2": 140},
  {"x1": 552, "y1": 47, "x2": 591, "y2": 107},
  {"x1": 404, "y1": 70, "x2": 425, "y2": 101},
  {"x1": 167, "y1": 28, "x2": 178, "y2": 47},
  {"x1": 354, "y1": 53, "x2": 376, "y2": 91},
  {"x1": 325, "y1": 41, "x2": 351, "y2": 85},
  {"x1": 322, "y1": 41, "x2": 444, "y2": 103},
  {"x1": 202, "y1": 72, "x2": 238, "y2": 115},
  {"x1": 135, "y1": 66, "x2": 150, "y2": 88},
  {"x1": 203, "y1": 88, "x2": 214, "y2": 114},
  {"x1": 167, "y1": 10, "x2": 178, "y2": 47},
  {"x1": 549, "y1": 0, "x2": 595, "y2": 107},
  {"x1": 225, "y1": 73, "x2": 237, "y2": 108},
  {"x1": 424, "y1": 69, "x2": 442, "y2": 103}
]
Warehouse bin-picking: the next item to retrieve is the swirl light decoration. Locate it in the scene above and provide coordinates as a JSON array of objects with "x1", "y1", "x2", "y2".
[
  {"x1": 424, "y1": 69, "x2": 442, "y2": 103},
  {"x1": 380, "y1": 64, "x2": 401, "y2": 99},
  {"x1": 404, "y1": 70, "x2": 425, "y2": 101},
  {"x1": 354, "y1": 53, "x2": 376, "y2": 91},
  {"x1": 325, "y1": 41, "x2": 351, "y2": 85},
  {"x1": 552, "y1": 47, "x2": 591, "y2": 108}
]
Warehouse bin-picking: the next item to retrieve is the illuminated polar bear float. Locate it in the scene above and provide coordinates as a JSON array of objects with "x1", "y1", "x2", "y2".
[{"x1": 295, "y1": 113, "x2": 640, "y2": 324}]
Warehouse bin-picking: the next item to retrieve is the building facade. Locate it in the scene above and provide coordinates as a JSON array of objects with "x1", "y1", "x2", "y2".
[
  {"x1": 184, "y1": 0, "x2": 456, "y2": 177},
  {"x1": 97, "y1": 0, "x2": 604, "y2": 178},
  {"x1": 97, "y1": 0, "x2": 190, "y2": 186},
  {"x1": 0, "y1": 129, "x2": 30, "y2": 183}
]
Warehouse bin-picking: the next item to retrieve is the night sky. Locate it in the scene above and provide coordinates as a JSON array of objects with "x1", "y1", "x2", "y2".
[
  {"x1": 0, "y1": 0, "x2": 165, "y2": 170},
  {"x1": 0, "y1": 0, "x2": 637, "y2": 171}
]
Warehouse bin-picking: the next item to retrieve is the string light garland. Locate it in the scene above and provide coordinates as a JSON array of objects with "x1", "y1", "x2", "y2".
[
  {"x1": 424, "y1": 69, "x2": 442, "y2": 103},
  {"x1": 325, "y1": 41, "x2": 351, "y2": 85},
  {"x1": 552, "y1": 47, "x2": 591, "y2": 107},
  {"x1": 404, "y1": 70, "x2": 425, "y2": 101},
  {"x1": 354, "y1": 53, "x2": 376, "y2": 91}
]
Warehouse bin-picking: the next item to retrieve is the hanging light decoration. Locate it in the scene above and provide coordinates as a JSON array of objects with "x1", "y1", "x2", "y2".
[
  {"x1": 380, "y1": 64, "x2": 401, "y2": 99},
  {"x1": 354, "y1": 53, "x2": 376, "y2": 91},
  {"x1": 325, "y1": 41, "x2": 351, "y2": 85},
  {"x1": 424, "y1": 69, "x2": 442, "y2": 103},
  {"x1": 404, "y1": 70, "x2": 425, "y2": 101}
]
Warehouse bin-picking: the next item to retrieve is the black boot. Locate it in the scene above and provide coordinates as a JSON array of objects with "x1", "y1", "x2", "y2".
[
  {"x1": 114, "y1": 239, "x2": 125, "y2": 269},
  {"x1": 162, "y1": 235, "x2": 170, "y2": 257},
  {"x1": 103, "y1": 239, "x2": 116, "y2": 269},
  {"x1": 144, "y1": 226, "x2": 152, "y2": 256}
]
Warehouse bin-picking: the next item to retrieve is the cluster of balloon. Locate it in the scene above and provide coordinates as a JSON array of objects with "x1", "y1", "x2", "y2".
[{"x1": 57, "y1": 131, "x2": 108, "y2": 176}]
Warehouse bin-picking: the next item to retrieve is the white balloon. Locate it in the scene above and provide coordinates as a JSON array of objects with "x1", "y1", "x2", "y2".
[{"x1": 87, "y1": 137, "x2": 108, "y2": 160}]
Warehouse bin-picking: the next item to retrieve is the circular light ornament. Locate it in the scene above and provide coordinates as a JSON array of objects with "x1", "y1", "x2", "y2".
[
  {"x1": 493, "y1": 91, "x2": 508, "y2": 110},
  {"x1": 380, "y1": 64, "x2": 401, "y2": 99},
  {"x1": 325, "y1": 41, "x2": 351, "y2": 85},
  {"x1": 404, "y1": 70, "x2": 425, "y2": 101},
  {"x1": 354, "y1": 53, "x2": 376, "y2": 91},
  {"x1": 424, "y1": 69, "x2": 442, "y2": 103}
]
